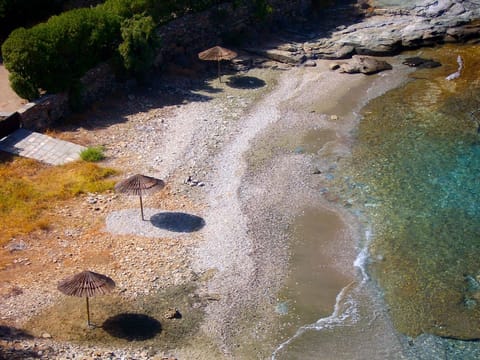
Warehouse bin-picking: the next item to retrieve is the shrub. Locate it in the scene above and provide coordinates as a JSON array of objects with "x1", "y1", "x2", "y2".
[
  {"x1": 118, "y1": 14, "x2": 160, "y2": 80},
  {"x1": 80, "y1": 146, "x2": 105, "y2": 162},
  {"x1": 103, "y1": 0, "x2": 228, "y2": 25},
  {"x1": 9, "y1": 72, "x2": 39, "y2": 101},
  {"x1": 102, "y1": 0, "x2": 151, "y2": 19}
]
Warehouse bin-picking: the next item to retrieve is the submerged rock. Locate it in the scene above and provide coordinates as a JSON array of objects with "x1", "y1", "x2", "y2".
[
  {"x1": 465, "y1": 274, "x2": 480, "y2": 292},
  {"x1": 275, "y1": 302, "x2": 289, "y2": 315},
  {"x1": 402, "y1": 57, "x2": 442, "y2": 68}
]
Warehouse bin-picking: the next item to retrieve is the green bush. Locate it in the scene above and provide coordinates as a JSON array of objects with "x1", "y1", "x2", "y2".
[
  {"x1": 102, "y1": 0, "x2": 151, "y2": 18},
  {"x1": 80, "y1": 146, "x2": 105, "y2": 162},
  {"x1": 118, "y1": 14, "x2": 160, "y2": 80},
  {"x1": 104, "y1": 0, "x2": 227, "y2": 25},
  {"x1": 9, "y1": 72, "x2": 39, "y2": 101}
]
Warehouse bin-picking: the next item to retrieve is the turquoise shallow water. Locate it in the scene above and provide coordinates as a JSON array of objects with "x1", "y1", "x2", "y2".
[{"x1": 338, "y1": 44, "x2": 480, "y2": 339}]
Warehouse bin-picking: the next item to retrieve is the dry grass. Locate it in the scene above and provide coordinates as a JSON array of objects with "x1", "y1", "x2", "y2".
[{"x1": 0, "y1": 154, "x2": 117, "y2": 246}]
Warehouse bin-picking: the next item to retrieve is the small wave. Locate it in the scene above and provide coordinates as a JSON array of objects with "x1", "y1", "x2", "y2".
[
  {"x1": 354, "y1": 227, "x2": 374, "y2": 283},
  {"x1": 354, "y1": 247, "x2": 370, "y2": 283},
  {"x1": 271, "y1": 281, "x2": 358, "y2": 359},
  {"x1": 309, "y1": 281, "x2": 359, "y2": 330}
]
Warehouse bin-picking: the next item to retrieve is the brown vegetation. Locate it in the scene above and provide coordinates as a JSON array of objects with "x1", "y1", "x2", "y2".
[{"x1": 0, "y1": 153, "x2": 116, "y2": 254}]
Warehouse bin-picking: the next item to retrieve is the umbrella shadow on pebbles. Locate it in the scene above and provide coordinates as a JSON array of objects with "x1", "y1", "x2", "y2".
[
  {"x1": 0, "y1": 326, "x2": 33, "y2": 340},
  {"x1": 150, "y1": 212, "x2": 205, "y2": 233},
  {"x1": 227, "y1": 76, "x2": 266, "y2": 89},
  {"x1": 102, "y1": 313, "x2": 161, "y2": 341}
]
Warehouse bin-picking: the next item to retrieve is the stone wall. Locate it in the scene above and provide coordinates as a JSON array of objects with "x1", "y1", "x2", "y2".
[
  {"x1": 0, "y1": 112, "x2": 20, "y2": 138},
  {"x1": 156, "y1": 1, "x2": 310, "y2": 70},
  {"x1": 19, "y1": 94, "x2": 69, "y2": 131}
]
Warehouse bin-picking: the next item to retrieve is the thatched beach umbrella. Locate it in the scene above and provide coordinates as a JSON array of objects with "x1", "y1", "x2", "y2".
[
  {"x1": 115, "y1": 174, "x2": 165, "y2": 220},
  {"x1": 57, "y1": 270, "x2": 115, "y2": 327},
  {"x1": 198, "y1": 45, "x2": 237, "y2": 82}
]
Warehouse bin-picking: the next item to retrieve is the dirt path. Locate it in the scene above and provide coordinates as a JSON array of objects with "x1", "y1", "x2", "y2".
[{"x1": 0, "y1": 64, "x2": 26, "y2": 113}]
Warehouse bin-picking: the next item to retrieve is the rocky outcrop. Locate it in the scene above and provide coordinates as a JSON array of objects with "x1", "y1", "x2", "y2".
[
  {"x1": 243, "y1": 46, "x2": 307, "y2": 65},
  {"x1": 305, "y1": 0, "x2": 480, "y2": 59},
  {"x1": 239, "y1": 1, "x2": 480, "y2": 66}
]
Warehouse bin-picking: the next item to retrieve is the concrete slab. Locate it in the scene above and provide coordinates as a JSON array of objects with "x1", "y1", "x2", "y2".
[{"x1": 0, "y1": 128, "x2": 86, "y2": 165}]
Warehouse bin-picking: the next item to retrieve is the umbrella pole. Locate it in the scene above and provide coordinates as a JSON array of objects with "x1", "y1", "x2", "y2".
[
  {"x1": 139, "y1": 194, "x2": 144, "y2": 220},
  {"x1": 218, "y1": 60, "x2": 221, "y2": 83},
  {"x1": 86, "y1": 296, "x2": 91, "y2": 327}
]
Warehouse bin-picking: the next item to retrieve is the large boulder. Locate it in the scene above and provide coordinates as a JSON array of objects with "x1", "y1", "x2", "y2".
[{"x1": 338, "y1": 55, "x2": 393, "y2": 74}]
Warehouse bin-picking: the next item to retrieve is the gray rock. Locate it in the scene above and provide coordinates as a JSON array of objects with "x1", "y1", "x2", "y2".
[
  {"x1": 6, "y1": 239, "x2": 27, "y2": 252},
  {"x1": 329, "y1": 63, "x2": 340, "y2": 70},
  {"x1": 449, "y1": 2, "x2": 467, "y2": 16},
  {"x1": 303, "y1": 60, "x2": 317, "y2": 67},
  {"x1": 163, "y1": 307, "x2": 180, "y2": 319},
  {"x1": 308, "y1": 0, "x2": 480, "y2": 60},
  {"x1": 330, "y1": 45, "x2": 356, "y2": 59},
  {"x1": 338, "y1": 55, "x2": 393, "y2": 75},
  {"x1": 446, "y1": 23, "x2": 480, "y2": 42},
  {"x1": 424, "y1": 0, "x2": 457, "y2": 17},
  {"x1": 240, "y1": 1, "x2": 479, "y2": 64}
]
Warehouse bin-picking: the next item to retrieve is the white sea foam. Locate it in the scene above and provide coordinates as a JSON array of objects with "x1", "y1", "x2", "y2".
[
  {"x1": 271, "y1": 282, "x2": 358, "y2": 359},
  {"x1": 354, "y1": 227, "x2": 373, "y2": 283},
  {"x1": 354, "y1": 247, "x2": 370, "y2": 282}
]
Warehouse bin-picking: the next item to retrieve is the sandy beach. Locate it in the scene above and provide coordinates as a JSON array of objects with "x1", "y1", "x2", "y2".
[{"x1": 0, "y1": 55, "x2": 413, "y2": 359}]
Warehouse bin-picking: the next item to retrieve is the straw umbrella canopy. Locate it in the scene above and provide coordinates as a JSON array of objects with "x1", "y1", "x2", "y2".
[
  {"x1": 57, "y1": 270, "x2": 115, "y2": 327},
  {"x1": 114, "y1": 174, "x2": 165, "y2": 220},
  {"x1": 198, "y1": 45, "x2": 237, "y2": 82}
]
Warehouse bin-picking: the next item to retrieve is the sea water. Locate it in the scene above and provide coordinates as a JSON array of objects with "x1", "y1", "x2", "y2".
[{"x1": 274, "y1": 44, "x2": 480, "y2": 359}]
